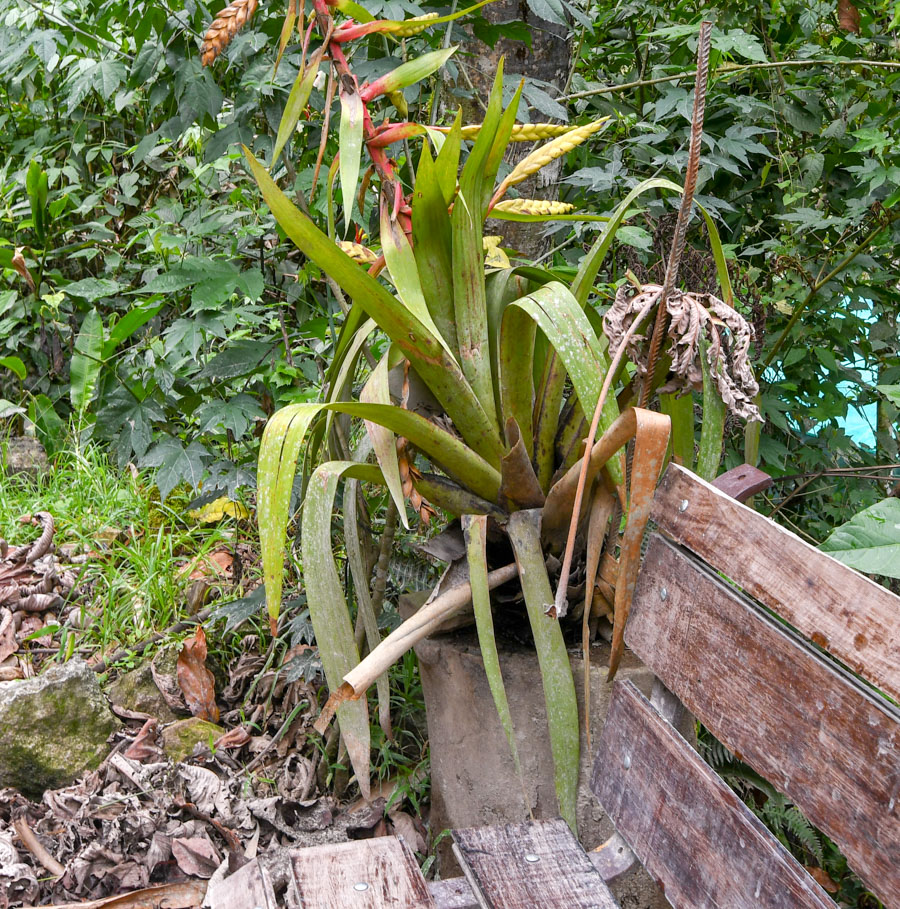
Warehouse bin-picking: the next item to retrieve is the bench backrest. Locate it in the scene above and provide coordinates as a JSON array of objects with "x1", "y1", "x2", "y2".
[{"x1": 593, "y1": 463, "x2": 900, "y2": 908}]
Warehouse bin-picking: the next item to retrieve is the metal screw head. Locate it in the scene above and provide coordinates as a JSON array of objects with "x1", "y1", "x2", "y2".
[
  {"x1": 679, "y1": 499, "x2": 689, "y2": 512},
  {"x1": 353, "y1": 882, "x2": 370, "y2": 892},
  {"x1": 524, "y1": 853, "x2": 540, "y2": 863},
  {"x1": 659, "y1": 587, "x2": 668, "y2": 601},
  {"x1": 623, "y1": 754, "x2": 632, "y2": 770}
]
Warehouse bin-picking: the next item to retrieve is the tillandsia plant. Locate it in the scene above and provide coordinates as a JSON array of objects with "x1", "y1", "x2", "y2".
[{"x1": 215, "y1": 2, "x2": 761, "y2": 826}]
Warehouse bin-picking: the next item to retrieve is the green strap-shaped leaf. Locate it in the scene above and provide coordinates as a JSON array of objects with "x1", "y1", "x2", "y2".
[
  {"x1": 245, "y1": 149, "x2": 503, "y2": 467},
  {"x1": 506, "y1": 282, "x2": 622, "y2": 486},
  {"x1": 339, "y1": 84, "x2": 364, "y2": 234},
  {"x1": 433, "y1": 110, "x2": 462, "y2": 206},
  {"x1": 490, "y1": 270, "x2": 533, "y2": 448},
  {"x1": 360, "y1": 349, "x2": 409, "y2": 528},
  {"x1": 572, "y1": 177, "x2": 734, "y2": 307},
  {"x1": 507, "y1": 509, "x2": 579, "y2": 833},
  {"x1": 258, "y1": 403, "x2": 324, "y2": 630},
  {"x1": 380, "y1": 197, "x2": 456, "y2": 361},
  {"x1": 373, "y1": 47, "x2": 457, "y2": 96},
  {"x1": 660, "y1": 392, "x2": 695, "y2": 471},
  {"x1": 482, "y1": 79, "x2": 523, "y2": 212},
  {"x1": 303, "y1": 460, "x2": 384, "y2": 801},
  {"x1": 70, "y1": 309, "x2": 104, "y2": 413},
  {"x1": 272, "y1": 48, "x2": 323, "y2": 166},
  {"x1": 326, "y1": 402, "x2": 501, "y2": 502},
  {"x1": 463, "y1": 514, "x2": 527, "y2": 798},
  {"x1": 344, "y1": 439, "x2": 392, "y2": 739},
  {"x1": 412, "y1": 144, "x2": 457, "y2": 355}
]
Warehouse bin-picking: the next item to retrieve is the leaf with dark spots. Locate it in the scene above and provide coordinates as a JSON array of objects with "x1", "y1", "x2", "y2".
[{"x1": 176, "y1": 626, "x2": 219, "y2": 722}]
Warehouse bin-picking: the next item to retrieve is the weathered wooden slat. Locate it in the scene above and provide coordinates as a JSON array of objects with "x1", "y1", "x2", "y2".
[
  {"x1": 452, "y1": 819, "x2": 618, "y2": 909},
  {"x1": 627, "y1": 534, "x2": 900, "y2": 906},
  {"x1": 593, "y1": 680, "x2": 834, "y2": 909},
  {"x1": 204, "y1": 858, "x2": 277, "y2": 908},
  {"x1": 651, "y1": 462, "x2": 900, "y2": 704},
  {"x1": 288, "y1": 836, "x2": 435, "y2": 908}
]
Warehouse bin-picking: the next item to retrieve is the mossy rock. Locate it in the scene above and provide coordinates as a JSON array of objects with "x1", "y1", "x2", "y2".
[
  {"x1": 0, "y1": 659, "x2": 119, "y2": 799},
  {"x1": 162, "y1": 717, "x2": 224, "y2": 762},
  {"x1": 106, "y1": 647, "x2": 185, "y2": 724}
]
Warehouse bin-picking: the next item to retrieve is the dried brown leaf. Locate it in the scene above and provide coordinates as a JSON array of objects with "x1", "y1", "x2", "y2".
[
  {"x1": 837, "y1": 0, "x2": 861, "y2": 33},
  {"x1": 123, "y1": 719, "x2": 163, "y2": 763},
  {"x1": 11, "y1": 247, "x2": 35, "y2": 293},
  {"x1": 806, "y1": 865, "x2": 839, "y2": 892},
  {"x1": 38, "y1": 881, "x2": 208, "y2": 909},
  {"x1": 171, "y1": 835, "x2": 221, "y2": 878},
  {"x1": 603, "y1": 283, "x2": 762, "y2": 422},
  {"x1": 0, "y1": 608, "x2": 16, "y2": 663},
  {"x1": 176, "y1": 626, "x2": 219, "y2": 722}
]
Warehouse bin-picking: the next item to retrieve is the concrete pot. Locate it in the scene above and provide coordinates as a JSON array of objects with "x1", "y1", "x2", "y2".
[{"x1": 415, "y1": 630, "x2": 671, "y2": 908}]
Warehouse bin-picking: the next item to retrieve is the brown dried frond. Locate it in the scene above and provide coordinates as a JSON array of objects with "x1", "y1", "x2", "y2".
[
  {"x1": 201, "y1": 0, "x2": 259, "y2": 66},
  {"x1": 603, "y1": 282, "x2": 761, "y2": 422}
]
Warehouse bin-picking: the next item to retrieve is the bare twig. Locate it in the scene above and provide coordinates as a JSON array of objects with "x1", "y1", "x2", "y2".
[
  {"x1": 14, "y1": 816, "x2": 65, "y2": 878},
  {"x1": 563, "y1": 57, "x2": 900, "y2": 102}
]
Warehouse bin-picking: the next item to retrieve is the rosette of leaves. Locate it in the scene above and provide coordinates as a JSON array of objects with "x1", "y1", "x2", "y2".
[{"x1": 245, "y1": 26, "x2": 754, "y2": 821}]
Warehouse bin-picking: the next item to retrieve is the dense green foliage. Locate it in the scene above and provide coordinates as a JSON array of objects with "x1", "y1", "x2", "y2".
[{"x1": 2, "y1": 0, "x2": 897, "y2": 539}]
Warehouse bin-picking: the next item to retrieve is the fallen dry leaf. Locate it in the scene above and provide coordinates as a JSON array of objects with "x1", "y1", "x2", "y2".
[
  {"x1": 176, "y1": 627, "x2": 219, "y2": 722},
  {"x1": 171, "y1": 835, "x2": 221, "y2": 879},
  {"x1": 805, "y1": 865, "x2": 839, "y2": 892},
  {"x1": 37, "y1": 880, "x2": 208, "y2": 909},
  {"x1": 123, "y1": 719, "x2": 164, "y2": 763},
  {"x1": 185, "y1": 549, "x2": 233, "y2": 582},
  {"x1": 0, "y1": 607, "x2": 16, "y2": 663},
  {"x1": 213, "y1": 726, "x2": 251, "y2": 750}
]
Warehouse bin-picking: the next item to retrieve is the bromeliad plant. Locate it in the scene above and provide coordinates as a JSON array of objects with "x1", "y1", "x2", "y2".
[{"x1": 226, "y1": 4, "x2": 760, "y2": 828}]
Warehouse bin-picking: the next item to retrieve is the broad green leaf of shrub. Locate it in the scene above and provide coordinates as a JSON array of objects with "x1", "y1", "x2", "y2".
[
  {"x1": 878, "y1": 385, "x2": 900, "y2": 407},
  {"x1": 820, "y1": 498, "x2": 900, "y2": 579},
  {"x1": 70, "y1": 309, "x2": 104, "y2": 413}
]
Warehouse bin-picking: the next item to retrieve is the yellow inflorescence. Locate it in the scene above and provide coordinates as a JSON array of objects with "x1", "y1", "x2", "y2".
[
  {"x1": 338, "y1": 241, "x2": 378, "y2": 264},
  {"x1": 503, "y1": 118, "x2": 609, "y2": 188},
  {"x1": 493, "y1": 199, "x2": 576, "y2": 215},
  {"x1": 459, "y1": 122, "x2": 573, "y2": 141},
  {"x1": 391, "y1": 12, "x2": 441, "y2": 37}
]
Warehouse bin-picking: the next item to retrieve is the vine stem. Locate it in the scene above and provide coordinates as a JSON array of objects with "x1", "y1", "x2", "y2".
[{"x1": 563, "y1": 57, "x2": 900, "y2": 102}]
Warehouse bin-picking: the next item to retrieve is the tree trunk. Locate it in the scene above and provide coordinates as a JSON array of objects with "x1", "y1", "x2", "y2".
[{"x1": 446, "y1": 3, "x2": 571, "y2": 259}]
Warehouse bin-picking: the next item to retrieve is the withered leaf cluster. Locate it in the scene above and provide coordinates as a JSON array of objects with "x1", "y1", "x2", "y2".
[{"x1": 604, "y1": 282, "x2": 762, "y2": 422}]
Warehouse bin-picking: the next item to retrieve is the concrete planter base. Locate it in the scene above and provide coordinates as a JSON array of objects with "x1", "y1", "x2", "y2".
[{"x1": 416, "y1": 631, "x2": 671, "y2": 908}]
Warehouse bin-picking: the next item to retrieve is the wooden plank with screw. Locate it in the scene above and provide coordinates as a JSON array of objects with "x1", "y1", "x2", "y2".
[
  {"x1": 651, "y1": 462, "x2": 900, "y2": 705},
  {"x1": 592, "y1": 680, "x2": 834, "y2": 908},
  {"x1": 626, "y1": 534, "x2": 900, "y2": 906},
  {"x1": 287, "y1": 837, "x2": 435, "y2": 908},
  {"x1": 452, "y1": 818, "x2": 618, "y2": 908}
]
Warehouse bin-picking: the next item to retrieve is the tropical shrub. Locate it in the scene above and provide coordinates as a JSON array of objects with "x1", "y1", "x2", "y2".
[{"x1": 246, "y1": 7, "x2": 760, "y2": 827}]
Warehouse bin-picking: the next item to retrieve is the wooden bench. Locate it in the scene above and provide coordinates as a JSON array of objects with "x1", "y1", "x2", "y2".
[{"x1": 214, "y1": 463, "x2": 900, "y2": 908}]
